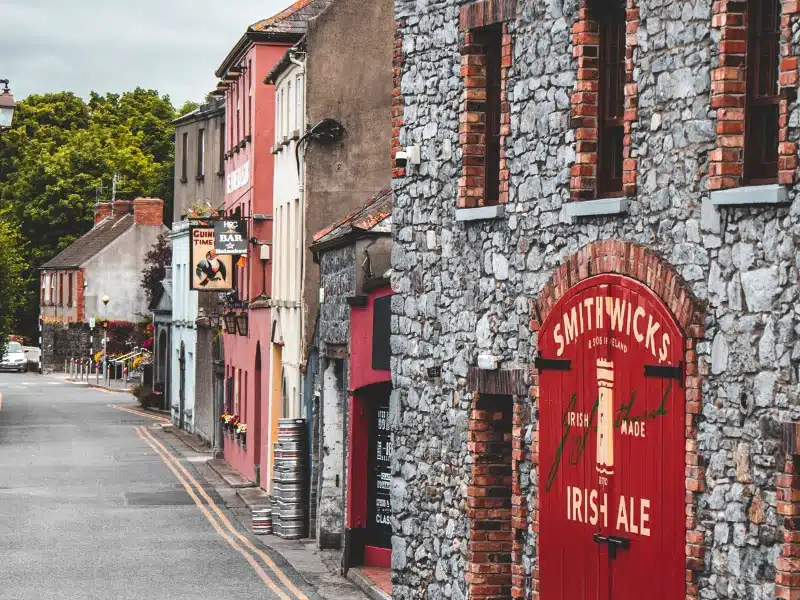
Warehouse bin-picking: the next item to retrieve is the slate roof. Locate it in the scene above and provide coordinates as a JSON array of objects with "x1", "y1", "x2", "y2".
[
  {"x1": 249, "y1": 0, "x2": 332, "y2": 36},
  {"x1": 311, "y1": 188, "x2": 393, "y2": 250},
  {"x1": 148, "y1": 278, "x2": 173, "y2": 312},
  {"x1": 40, "y1": 213, "x2": 134, "y2": 270},
  {"x1": 216, "y1": 0, "x2": 332, "y2": 76}
]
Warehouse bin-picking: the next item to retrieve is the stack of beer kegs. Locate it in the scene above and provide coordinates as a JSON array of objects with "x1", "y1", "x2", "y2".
[
  {"x1": 251, "y1": 506, "x2": 272, "y2": 535},
  {"x1": 272, "y1": 418, "x2": 307, "y2": 539}
]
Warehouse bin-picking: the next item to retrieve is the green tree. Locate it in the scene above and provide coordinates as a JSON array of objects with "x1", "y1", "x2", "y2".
[
  {"x1": 0, "y1": 219, "x2": 28, "y2": 346},
  {"x1": 141, "y1": 232, "x2": 172, "y2": 306},
  {"x1": 0, "y1": 89, "x2": 188, "y2": 340}
]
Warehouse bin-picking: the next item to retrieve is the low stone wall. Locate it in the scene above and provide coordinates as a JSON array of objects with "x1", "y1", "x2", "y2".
[{"x1": 41, "y1": 322, "x2": 98, "y2": 373}]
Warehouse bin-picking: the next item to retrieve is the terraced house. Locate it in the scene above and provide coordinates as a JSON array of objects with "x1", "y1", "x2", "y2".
[{"x1": 389, "y1": 1, "x2": 800, "y2": 600}]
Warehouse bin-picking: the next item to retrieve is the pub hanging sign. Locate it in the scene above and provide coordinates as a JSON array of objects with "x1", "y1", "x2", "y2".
[
  {"x1": 190, "y1": 227, "x2": 234, "y2": 291},
  {"x1": 214, "y1": 219, "x2": 248, "y2": 255}
]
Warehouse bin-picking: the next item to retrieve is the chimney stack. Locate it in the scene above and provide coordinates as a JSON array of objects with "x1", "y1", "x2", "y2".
[
  {"x1": 113, "y1": 200, "x2": 133, "y2": 215},
  {"x1": 133, "y1": 198, "x2": 165, "y2": 226},
  {"x1": 94, "y1": 202, "x2": 112, "y2": 224}
]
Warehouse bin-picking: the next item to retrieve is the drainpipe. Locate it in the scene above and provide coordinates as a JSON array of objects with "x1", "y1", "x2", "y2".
[{"x1": 291, "y1": 50, "x2": 306, "y2": 421}]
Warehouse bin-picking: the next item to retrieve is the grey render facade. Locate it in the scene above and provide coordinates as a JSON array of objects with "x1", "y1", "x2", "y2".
[
  {"x1": 173, "y1": 99, "x2": 226, "y2": 220},
  {"x1": 300, "y1": 0, "x2": 395, "y2": 366},
  {"x1": 390, "y1": 1, "x2": 800, "y2": 600}
]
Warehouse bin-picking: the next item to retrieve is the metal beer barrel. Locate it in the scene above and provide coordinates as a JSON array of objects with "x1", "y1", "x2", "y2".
[{"x1": 272, "y1": 418, "x2": 307, "y2": 539}]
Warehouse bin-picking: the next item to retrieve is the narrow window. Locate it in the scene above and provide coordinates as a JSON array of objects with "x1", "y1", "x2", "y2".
[
  {"x1": 59, "y1": 273, "x2": 64, "y2": 306},
  {"x1": 473, "y1": 25, "x2": 502, "y2": 205},
  {"x1": 281, "y1": 88, "x2": 286, "y2": 139},
  {"x1": 597, "y1": 1, "x2": 625, "y2": 197},
  {"x1": 276, "y1": 90, "x2": 282, "y2": 142},
  {"x1": 287, "y1": 81, "x2": 293, "y2": 136},
  {"x1": 249, "y1": 59, "x2": 253, "y2": 137},
  {"x1": 236, "y1": 81, "x2": 241, "y2": 144},
  {"x1": 181, "y1": 132, "x2": 188, "y2": 181},
  {"x1": 219, "y1": 121, "x2": 225, "y2": 174},
  {"x1": 197, "y1": 129, "x2": 205, "y2": 178},
  {"x1": 744, "y1": 0, "x2": 780, "y2": 183},
  {"x1": 296, "y1": 75, "x2": 303, "y2": 131},
  {"x1": 68, "y1": 273, "x2": 73, "y2": 306}
]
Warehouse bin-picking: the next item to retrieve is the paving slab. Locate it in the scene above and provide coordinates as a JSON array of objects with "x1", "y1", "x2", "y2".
[{"x1": 207, "y1": 458, "x2": 256, "y2": 489}]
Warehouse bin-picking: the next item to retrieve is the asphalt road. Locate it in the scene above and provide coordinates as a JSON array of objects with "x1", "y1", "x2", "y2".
[{"x1": 0, "y1": 373, "x2": 314, "y2": 600}]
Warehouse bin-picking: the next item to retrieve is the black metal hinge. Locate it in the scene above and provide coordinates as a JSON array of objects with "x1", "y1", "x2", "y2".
[
  {"x1": 644, "y1": 362, "x2": 683, "y2": 384},
  {"x1": 535, "y1": 357, "x2": 571, "y2": 372}
]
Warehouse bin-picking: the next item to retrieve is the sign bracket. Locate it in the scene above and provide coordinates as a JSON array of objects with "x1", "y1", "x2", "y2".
[
  {"x1": 534, "y1": 357, "x2": 571, "y2": 372},
  {"x1": 644, "y1": 362, "x2": 683, "y2": 385}
]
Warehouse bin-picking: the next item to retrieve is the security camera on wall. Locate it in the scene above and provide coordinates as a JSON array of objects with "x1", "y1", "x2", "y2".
[{"x1": 395, "y1": 145, "x2": 420, "y2": 169}]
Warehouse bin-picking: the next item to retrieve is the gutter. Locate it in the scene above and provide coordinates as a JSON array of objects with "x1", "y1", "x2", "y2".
[{"x1": 215, "y1": 30, "x2": 303, "y2": 78}]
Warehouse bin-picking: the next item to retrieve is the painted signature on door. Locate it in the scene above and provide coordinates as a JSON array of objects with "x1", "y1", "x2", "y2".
[{"x1": 544, "y1": 381, "x2": 672, "y2": 492}]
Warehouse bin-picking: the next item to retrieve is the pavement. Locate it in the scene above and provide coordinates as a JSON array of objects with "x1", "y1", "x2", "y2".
[{"x1": 0, "y1": 372, "x2": 368, "y2": 600}]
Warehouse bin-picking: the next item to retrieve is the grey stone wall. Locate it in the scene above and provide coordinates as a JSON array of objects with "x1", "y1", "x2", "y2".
[
  {"x1": 391, "y1": 1, "x2": 800, "y2": 600},
  {"x1": 319, "y1": 245, "x2": 356, "y2": 349},
  {"x1": 42, "y1": 323, "x2": 99, "y2": 372}
]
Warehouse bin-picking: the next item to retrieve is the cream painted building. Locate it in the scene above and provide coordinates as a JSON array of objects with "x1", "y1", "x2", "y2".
[{"x1": 267, "y1": 50, "x2": 305, "y2": 420}]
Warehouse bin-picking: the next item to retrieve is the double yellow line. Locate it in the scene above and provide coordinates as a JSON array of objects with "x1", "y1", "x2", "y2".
[{"x1": 135, "y1": 426, "x2": 309, "y2": 600}]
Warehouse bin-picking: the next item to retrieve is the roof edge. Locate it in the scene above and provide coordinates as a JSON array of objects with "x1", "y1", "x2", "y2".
[{"x1": 215, "y1": 30, "x2": 301, "y2": 77}]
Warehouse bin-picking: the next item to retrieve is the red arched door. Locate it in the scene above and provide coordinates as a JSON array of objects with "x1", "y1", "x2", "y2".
[{"x1": 538, "y1": 275, "x2": 685, "y2": 600}]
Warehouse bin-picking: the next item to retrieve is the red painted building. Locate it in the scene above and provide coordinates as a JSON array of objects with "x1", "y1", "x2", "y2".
[{"x1": 214, "y1": 1, "x2": 331, "y2": 486}]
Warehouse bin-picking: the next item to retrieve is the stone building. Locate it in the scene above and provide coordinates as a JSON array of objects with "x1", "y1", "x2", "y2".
[
  {"x1": 390, "y1": 1, "x2": 800, "y2": 600},
  {"x1": 309, "y1": 189, "x2": 393, "y2": 567}
]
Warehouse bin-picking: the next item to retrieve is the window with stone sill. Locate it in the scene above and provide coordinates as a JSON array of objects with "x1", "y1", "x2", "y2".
[
  {"x1": 597, "y1": 0, "x2": 626, "y2": 197},
  {"x1": 457, "y1": 24, "x2": 511, "y2": 215},
  {"x1": 709, "y1": 0, "x2": 798, "y2": 198},
  {"x1": 570, "y1": 0, "x2": 638, "y2": 205},
  {"x1": 744, "y1": 0, "x2": 780, "y2": 184}
]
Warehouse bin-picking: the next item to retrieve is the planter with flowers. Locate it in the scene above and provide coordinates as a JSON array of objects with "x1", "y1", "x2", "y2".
[{"x1": 235, "y1": 423, "x2": 247, "y2": 446}]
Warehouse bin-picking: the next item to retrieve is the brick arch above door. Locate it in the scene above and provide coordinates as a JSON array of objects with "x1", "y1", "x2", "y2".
[{"x1": 530, "y1": 240, "x2": 705, "y2": 339}]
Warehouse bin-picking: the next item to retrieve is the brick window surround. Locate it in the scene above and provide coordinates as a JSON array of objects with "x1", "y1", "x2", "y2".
[
  {"x1": 467, "y1": 395, "x2": 513, "y2": 600},
  {"x1": 776, "y1": 453, "x2": 800, "y2": 598},
  {"x1": 529, "y1": 240, "x2": 706, "y2": 600},
  {"x1": 709, "y1": 0, "x2": 799, "y2": 189},
  {"x1": 571, "y1": 0, "x2": 639, "y2": 200},
  {"x1": 457, "y1": 0, "x2": 514, "y2": 208},
  {"x1": 392, "y1": 18, "x2": 407, "y2": 179}
]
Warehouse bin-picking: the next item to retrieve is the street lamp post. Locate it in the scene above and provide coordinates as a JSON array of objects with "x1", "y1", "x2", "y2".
[
  {"x1": 0, "y1": 80, "x2": 16, "y2": 130},
  {"x1": 102, "y1": 296, "x2": 110, "y2": 384}
]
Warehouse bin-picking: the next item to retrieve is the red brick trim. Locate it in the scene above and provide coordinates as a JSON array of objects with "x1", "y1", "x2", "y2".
[
  {"x1": 458, "y1": 0, "x2": 516, "y2": 30},
  {"x1": 527, "y1": 240, "x2": 706, "y2": 600},
  {"x1": 467, "y1": 394, "x2": 513, "y2": 600},
  {"x1": 392, "y1": 18, "x2": 407, "y2": 179},
  {"x1": 76, "y1": 270, "x2": 85, "y2": 323},
  {"x1": 458, "y1": 25, "x2": 512, "y2": 208},
  {"x1": 709, "y1": 0, "x2": 799, "y2": 189},
  {"x1": 777, "y1": 456, "x2": 800, "y2": 598},
  {"x1": 570, "y1": 0, "x2": 639, "y2": 200}
]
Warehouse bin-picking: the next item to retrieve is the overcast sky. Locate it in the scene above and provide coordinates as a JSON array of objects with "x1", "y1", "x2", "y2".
[{"x1": 1, "y1": 0, "x2": 294, "y2": 107}]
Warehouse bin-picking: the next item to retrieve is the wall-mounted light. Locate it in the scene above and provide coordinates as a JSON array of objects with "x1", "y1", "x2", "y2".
[
  {"x1": 235, "y1": 312, "x2": 249, "y2": 337},
  {"x1": 209, "y1": 313, "x2": 221, "y2": 329},
  {"x1": 223, "y1": 311, "x2": 237, "y2": 333}
]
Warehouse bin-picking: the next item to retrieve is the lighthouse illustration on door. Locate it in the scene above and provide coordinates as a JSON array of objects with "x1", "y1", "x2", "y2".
[{"x1": 596, "y1": 358, "x2": 614, "y2": 477}]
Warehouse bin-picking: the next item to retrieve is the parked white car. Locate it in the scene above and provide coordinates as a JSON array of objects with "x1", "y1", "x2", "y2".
[{"x1": 1, "y1": 342, "x2": 27, "y2": 372}]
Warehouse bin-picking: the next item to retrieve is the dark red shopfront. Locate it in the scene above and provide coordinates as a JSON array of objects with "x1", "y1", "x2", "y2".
[
  {"x1": 537, "y1": 275, "x2": 685, "y2": 599},
  {"x1": 346, "y1": 286, "x2": 393, "y2": 569}
]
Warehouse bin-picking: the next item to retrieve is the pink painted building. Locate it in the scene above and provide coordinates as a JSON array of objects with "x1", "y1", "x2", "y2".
[{"x1": 215, "y1": 0, "x2": 331, "y2": 486}]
